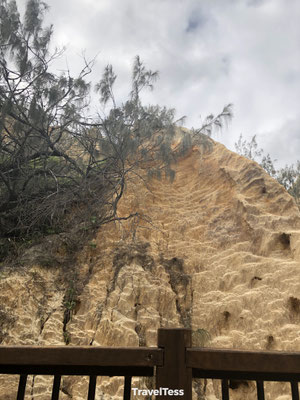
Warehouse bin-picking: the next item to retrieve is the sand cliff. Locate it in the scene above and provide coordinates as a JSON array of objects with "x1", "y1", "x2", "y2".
[{"x1": 1, "y1": 135, "x2": 300, "y2": 399}]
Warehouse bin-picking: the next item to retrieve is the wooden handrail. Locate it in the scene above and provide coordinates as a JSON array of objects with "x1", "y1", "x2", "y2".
[
  {"x1": 1, "y1": 329, "x2": 300, "y2": 399},
  {"x1": 0, "y1": 346, "x2": 162, "y2": 367},
  {"x1": 187, "y1": 347, "x2": 300, "y2": 381}
]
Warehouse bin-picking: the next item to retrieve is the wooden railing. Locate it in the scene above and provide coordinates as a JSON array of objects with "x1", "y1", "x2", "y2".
[
  {"x1": 1, "y1": 328, "x2": 300, "y2": 399},
  {"x1": 0, "y1": 346, "x2": 162, "y2": 399}
]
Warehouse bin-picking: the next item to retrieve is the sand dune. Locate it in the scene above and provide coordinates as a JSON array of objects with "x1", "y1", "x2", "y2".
[{"x1": 1, "y1": 134, "x2": 300, "y2": 399}]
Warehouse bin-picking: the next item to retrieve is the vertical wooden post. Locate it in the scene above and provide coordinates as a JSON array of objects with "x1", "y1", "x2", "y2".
[{"x1": 156, "y1": 328, "x2": 192, "y2": 399}]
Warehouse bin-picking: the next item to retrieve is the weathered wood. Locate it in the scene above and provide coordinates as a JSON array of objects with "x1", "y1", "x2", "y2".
[
  {"x1": 51, "y1": 375, "x2": 61, "y2": 400},
  {"x1": 221, "y1": 379, "x2": 229, "y2": 400},
  {"x1": 188, "y1": 347, "x2": 300, "y2": 381},
  {"x1": 256, "y1": 380, "x2": 265, "y2": 400},
  {"x1": 0, "y1": 346, "x2": 162, "y2": 367},
  {"x1": 192, "y1": 369, "x2": 300, "y2": 382},
  {"x1": 156, "y1": 328, "x2": 192, "y2": 400},
  {"x1": 16, "y1": 374, "x2": 27, "y2": 400},
  {"x1": 3, "y1": 329, "x2": 300, "y2": 399},
  {"x1": 87, "y1": 375, "x2": 97, "y2": 400},
  {"x1": 0, "y1": 364, "x2": 154, "y2": 377},
  {"x1": 291, "y1": 381, "x2": 300, "y2": 400},
  {"x1": 123, "y1": 376, "x2": 132, "y2": 400}
]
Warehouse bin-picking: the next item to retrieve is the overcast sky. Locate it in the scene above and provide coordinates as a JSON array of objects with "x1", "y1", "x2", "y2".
[{"x1": 19, "y1": 0, "x2": 300, "y2": 167}]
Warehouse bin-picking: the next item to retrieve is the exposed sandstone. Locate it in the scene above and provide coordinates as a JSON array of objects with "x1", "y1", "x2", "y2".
[{"x1": 1, "y1": 134, "x2": 300, "y2": 399}]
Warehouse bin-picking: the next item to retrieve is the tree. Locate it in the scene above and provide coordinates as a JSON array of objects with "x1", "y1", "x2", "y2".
[
  {"x1": 234, "y1": 134, "x2": 277, "y2": 177},
  {"x1": 0, "y1": 0, "x2": 233, "y2": 260},
  {"x1": 234, "y1": 134, "x2": 300, "y2": 205},
  {"x1": 276, "y1": 162, "x2": 300, "y2": 205},
  {"x1": 234, "y1": 134, "x2": 263, "y2": 161},
  {"x1": 0, "y1": 0, "x2": 95, "y2": 238}
]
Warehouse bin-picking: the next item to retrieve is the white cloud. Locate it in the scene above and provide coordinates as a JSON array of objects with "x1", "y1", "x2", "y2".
[{"x1": 16, "y1": 0, "x2": 300, "y2": 165}]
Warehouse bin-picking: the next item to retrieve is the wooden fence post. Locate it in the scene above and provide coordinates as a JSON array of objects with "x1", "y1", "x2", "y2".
[{"x1": 156, "y1": 328, "x2": 192, "y2": 399}]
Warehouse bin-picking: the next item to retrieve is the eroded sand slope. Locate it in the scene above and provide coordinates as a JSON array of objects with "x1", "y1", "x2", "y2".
[{"x1": 1, "y1": 137, "x2": 300, "y2": 399}]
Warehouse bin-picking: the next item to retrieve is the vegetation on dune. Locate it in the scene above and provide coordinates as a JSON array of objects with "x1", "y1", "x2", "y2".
[
  {"x1": 0, "y1": 0, "x2": 233, "y2": 262},
  {"x1": 235, "y1": 134, "x2": 300, "y2": 206}
]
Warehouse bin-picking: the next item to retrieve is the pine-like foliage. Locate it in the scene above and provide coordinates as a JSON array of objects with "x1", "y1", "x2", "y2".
[
  {"x1": 95, "y1": 56, "x2": 179, "y2": 187},
  {"x1": 0, "y1": 0, "x2": 96, "y2": 237},
  {"x1": 0, "y1": 0, "x2": 232, "y2": 260},
  {"x1": 235, "y1": 134, "x2": 300, "y2": 205}
]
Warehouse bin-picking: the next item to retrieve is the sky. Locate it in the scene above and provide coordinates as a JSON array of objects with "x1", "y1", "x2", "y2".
[{"x1": 18, "y1": 0, "x2": 300, "y2": 167}]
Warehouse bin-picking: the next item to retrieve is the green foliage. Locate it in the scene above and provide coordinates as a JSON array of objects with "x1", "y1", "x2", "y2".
[
  {"x1": 260, "y1": 153, "x2": 277, "y2": 178},
  {"x1": 0, "y1": 0, "x2": 232, "y2": 261},
  {"x1": 235, "y1": 134, "x2": 263, "y2": 161},
  {"x1": 63, "y1": 287, "x2": 76, "y2": 311},
  {"x1": 94, "y1": 57, "x2": 178, "y2": 184},
  {"x1": 95, "y1": 64, "x2": 117, "y2": 106},
  {"x1": 63, "y1": 330, "x2": 70, "y2": 345},
  {"x1": 192, "y1": 328, "x2": 211, "y2": 347},
  {"x1": 277, "y1": 162, "x2": 300, "y2": 204},
  {"x1": 235, "y1": 134, "x2": 300, "y2": 205},
  {"x1": 62, "y1": 278, "x2": 80, "y2": 345}
]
